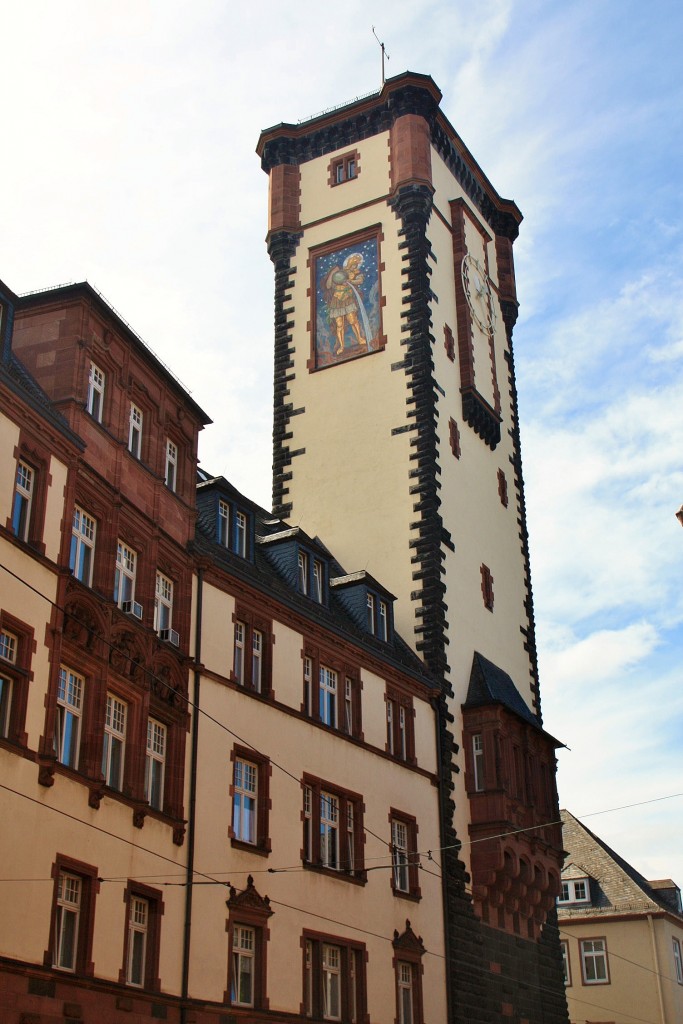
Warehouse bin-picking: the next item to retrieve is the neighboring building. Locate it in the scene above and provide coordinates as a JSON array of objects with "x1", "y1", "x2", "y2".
[
  {"x1": 257, "y1": 71, "x2": 567, "y2": 1024},
  {"x1": 0, "y1": 281, "x2": 446, "y2": 1021},
  {"x1": 559, "y1": 810, "x2": 683, "y2": 1024}
]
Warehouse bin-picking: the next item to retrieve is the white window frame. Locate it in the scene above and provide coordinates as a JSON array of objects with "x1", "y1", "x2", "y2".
[
  {"x1": 234, "y1": 621, "x2": 245, "y2": 684},
  {"x1": 233, "y1": 758, "x2": 258, "y2": 844},
  {"x1": 55, "y1": 666, "x2": 84, "y2": 768},
  {"x1": 673, "y1": 937, "x2": 683, "y2": 984},
  {"x1": 165, "y1": 439, "x2": 177, "y2": 492},
  {"x1": 558, "y1": 877, "x2": 591, "y2": 904},
  {"x1": 231, "y1": 925, "x2": 256, "y2": 1007},
  {"x1": 560, "y1": 940, "x2": 571, "y2": 986},
  {"x1": 391, "y1": 819, "x2": 410, "y2": 893},
  {"x1": 102, "y1": 693, "x2": 126, "y2": 790},
  {"x1": 235, "y1": 510, "x2": 247, "y2": 557},
  {"x1": 128, "y1": 403, "x2": 143, "y2": 459},
  {"x1": 304, "y1": 656, "x2": 313, "y2": 716},
  {"x1": 154, "y1": 572, "x2": 173, "y2": 634},
  {"x1": 251, "y1": 629, "x2": 263, "y2": 693},
  {"x1": 398, "y1": 705, "x2": 407, "y2": 760},
  {"x1": 322, "y1": 943, "x2": 342, "y2": 1021},
  {"x1": 397, "y1": 962, "x2": 414, "y2": 1024},
  {"x1": 54, "y1": 871, "x2": 81, "y2": 971},
  {"x1": 0, "y1": 629, "x2": 16, "y2": 740},
  {"x1": 114, "y1": 541, "x2": 137, "y2": 608},
  {"x1": 313, "y1": 559, "x2": 323, "y2": 602},
  {"x1": 12, "y1": 460, "x2": 34, "y2": 541},
  {"x1": 70, "y1": 506, "x2": 96, "y2": 586},
  {"x1": 473, "y1": 733, "x2": 485, "y2": 792},
  {"x1": 299, "y1": 550, "x2": 309, "y2": 595},
  {"x1": 219, "y1": 499, "x2": 230, "y2": 546},
  {"x1": 344, "y1": 677, "x2": 353, "y2": 735},
  {"x1": 319, "y1": 666, "x2": 338, "y2": 728},
  {"x1": 580, "y1": 937, "x2": 609, "y2": 984},
  {"x1": 366, "y1": 593, "x2": 375, "y2": 633},
  {"x1": 145, "y1": 718, "x2": 166, "y2": 811},
  {"x1": 378, "y1": 599, "x2": 388, "y2": 640},
  {"x1": 87, "y1": 362, "x2": 105, "y2": 422},
  {"x1": 320, "y1": 791, "x2": 339, "y2": 870},
  {"x1": 127, "y1": 895, "x2": 148, "y2": 986}
]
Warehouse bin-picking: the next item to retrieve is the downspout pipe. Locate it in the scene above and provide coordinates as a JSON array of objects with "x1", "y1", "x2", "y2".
[{"x1": 181, "y1": 568, "x2": 203, "y2": 1023}]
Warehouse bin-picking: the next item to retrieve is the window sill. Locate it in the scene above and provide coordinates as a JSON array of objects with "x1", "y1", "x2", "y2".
[
  {"x1": 303, "y1": 862, "x2": 367, "y2": 886},
  {"x1": 391, "y1": 887, "x2": 421, "y2": 903},
  {"x1": 230, "y1": 837, "x2": 271, "y2": 857}
]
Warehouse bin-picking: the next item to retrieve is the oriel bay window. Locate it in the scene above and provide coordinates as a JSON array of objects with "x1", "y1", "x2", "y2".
[
  {"x1": 303, "y1": 932, "x2": 366, "y2": 1023},
  {"x1": 303, "y1": 645, "x2": 362, "y2": 738},
  {"x1": 232, "y1": 605, "x2": 272, "y2": 696},
  {"x1": 303, "y1": 776, "x2": 365, "y2": 881}
]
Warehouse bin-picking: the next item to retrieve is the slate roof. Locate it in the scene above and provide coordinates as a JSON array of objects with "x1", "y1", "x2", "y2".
[
  {"x1": 194, "y1": 474, "x2": 437, "y2": 688},
  {"x1": 558, "y1": 809, "x2": 683, "y2": 921},
  {"x1": 463, "y1": 650, "x2": 546, "y2": 726},
  {"x1": 1, "y1": 351, "x2": 84, "y2": 450}
]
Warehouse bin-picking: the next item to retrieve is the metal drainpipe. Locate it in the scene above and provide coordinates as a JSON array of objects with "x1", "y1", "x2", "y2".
[
  {"x1": 647, "y1": 913, "x2": 666, "y2": 1024},
  {"x1": 181, "y1": 567, "x2": 203, "y2": 1024},
  {"x1": 431, "y1": 695, "x2": 454, "y2": 1024}
]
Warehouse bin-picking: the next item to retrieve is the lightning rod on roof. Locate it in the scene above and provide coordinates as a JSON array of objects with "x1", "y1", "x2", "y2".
[{"x1": 372, "y1": 26, "x2": 390, "y2": 86}]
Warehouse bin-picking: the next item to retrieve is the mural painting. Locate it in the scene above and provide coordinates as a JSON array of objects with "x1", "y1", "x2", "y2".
[{"x1": 312, "y1": 232, "x2": 381, "y2": 368}]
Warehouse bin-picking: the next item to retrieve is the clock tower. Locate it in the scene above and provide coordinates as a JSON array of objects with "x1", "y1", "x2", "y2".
[{"x1": 258, "y1": 73, "x2": 568, "y2": 1024}]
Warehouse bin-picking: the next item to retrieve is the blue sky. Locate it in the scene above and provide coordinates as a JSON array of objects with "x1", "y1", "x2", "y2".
[{"x1": 2, "y1": 1, "x2": 682, "y2": 893}]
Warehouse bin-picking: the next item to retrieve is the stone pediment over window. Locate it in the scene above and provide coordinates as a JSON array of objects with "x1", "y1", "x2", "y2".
[
  {"x1": 392, "y1": 919, "x2": 425, "y2": 957},
  {"x1": 227, "y1": 875, "x2": 273, "y2": 918}
]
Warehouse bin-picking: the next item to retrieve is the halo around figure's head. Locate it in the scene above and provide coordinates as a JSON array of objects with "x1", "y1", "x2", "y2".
[{"x1": 343, "y1": 253, "x2": 363, "y2": 270}]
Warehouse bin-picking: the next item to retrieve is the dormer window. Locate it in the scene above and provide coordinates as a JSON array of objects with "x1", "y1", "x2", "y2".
[
  {"x1": 298, "y1": 551, "x2": 309, "y2": 595},
  {"x1": 313, "y1": 559, "x2": 323, "y2": 602},
  {"x1": 366, "y1": 593, "x2": 375, "y2": 632},
  {"x1": 366, "y1": 590, "x2": 392, "y2": 641},
  {"x1": 558, "y1": 878, "x2": 591, "y2": 904},
  {"x1": 297, "y1": 549, "x2": 326, "y2": 604},
  {"x1": 217, "y1": 499, "x2": 251, "y2": 559}
]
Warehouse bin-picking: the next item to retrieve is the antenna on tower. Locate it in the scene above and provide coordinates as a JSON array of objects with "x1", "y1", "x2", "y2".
[{"x1": 372, "y1": 26, "x2": 390, "y2": 86}]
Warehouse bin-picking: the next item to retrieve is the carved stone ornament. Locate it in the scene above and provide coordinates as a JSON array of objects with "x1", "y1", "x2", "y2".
[{"x1": 226, "y1": 875, "x2": 273, "y2": 916}]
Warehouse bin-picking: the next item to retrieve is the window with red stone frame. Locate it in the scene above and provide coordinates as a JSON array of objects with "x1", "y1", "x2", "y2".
[
  {"x1": 0, "y1": 610, "x2": 34, "y2": 748},
  {"x1": 302, "y1": 929, "x2": 367, "y2": 1023},
  {"x1": 119, "y1": 880, "x2": 163, "y2": 991},
  {"x1": 385, "y1": 687, "x2": 416, "y2": 765},
  {"x1": 389, "y1": 810, "x2": 421, "y2": 901},
  {"x1": 302, "y1": 774, "x2": 366, "y2": 883},
  {"x1": 392, "y1": 922, "x2": 425, "y2": 1024},
  {"x1": 302, "y1": 642, "x2": 362, "y2": 739},
  {"x1": 232, "y1": 602, "x2": 273, "y2": 697},
  {"x1": 480, "y1": 564, "x2": 494, "y2": 611},
  {"x1": 6, "y1": 438, "x2": 52, "y2": 555},
  {"x1": 328, "y1": 150, "x2": 360, "y2": 187},
  {"x1": 225, "y1": 876, "x2": 273, "y2": 1011},
  {"x1": 229, "y1": 744, "x2": 272, "y2": 855},
  {"x1": 44, "y1": 853, "x2": 99, "y2": 976}
]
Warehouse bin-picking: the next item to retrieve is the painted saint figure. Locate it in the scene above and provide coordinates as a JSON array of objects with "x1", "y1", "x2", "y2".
[{"x1": 324, "y1": 253, "x2": 373, "y2": 355}]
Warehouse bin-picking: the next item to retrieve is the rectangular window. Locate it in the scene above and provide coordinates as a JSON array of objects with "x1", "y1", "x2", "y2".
[
  {"x1": 558, "y1": 878, "x2": 591, "y2": 904},
  {"x1": 344, "y1": 678, "x2": 353, "y2": 735},
  {"x1": 231, "y1": 925, "x2": 255, "y2": 1006},
  {"x1": 303, "y1": 777, "x2": 364, "y2": 880},
  {"x1": 580, "y1": 938, "x2": 609, "y2": 984},
  {"x1": 219, "y1": 500, "x2": 230, "y2": 546},
  {"x1": 0, "y1": 619, "x2": 32, "y2": 746},
  {"x1": 87, "y1": 362, "x2": 105, "y2": 422},
  {"x1": 319, "y1": 666, "x2": 338, "y2": 728},
  {"x1": 304, "y1": 934, "x2": 366, "y2": 1023},
  {"x1": 386, "y1": 692, "x2": 413, "y2": 762},
  {"x1": 235, "y1": 510, "x2": 247, "y2": 557},
  {"x1": 70, "y1": 506, "x2": 96, "y2": 586},
  {"x1": 0, "y1": 668, "x2": 12, "y2": 739},
  {"x1": 313, "y1": 559, "x2": 324, "y2": 602},
  {"x1": 12, "y1": 460, "x2": 33, "y2": 541},
  {"x1": 128, "y1": 404, "x2": 143, "y2": 459},
  {"x1": 145, "y1": 718, "x2": 166, "y2": 811},
  {"x1": 473, "y1": 733, "x2": 485, "y2": 792},
  {"x1": 330, "y1": 152, "x2": 359, "y2": 186},
  {"x1": 378, "y1": 600, "x2": 388, "y2": 641},
  {"x1": 366, "y1": 593, "x2": 375, "y2": 633},
  {"x1": 560, "y1": 940, "x2": 571, "y2": 986},
  {"x1": 165, "y1": 439, "x2": 177, "y2": 492},
  {"x1": 55, "y1": 666, "x2": 84, "y2": 768},
  {"x1": 299, "y1": 551, "x2": 309, "y2": 595},
  {"x1": 102, "y1": 693, "x2": 126, "y2": 790},
  {"x1": 673, "y1": 937, "x2": 683, "y2": 984},
  {"x1": 127, "y1": 896, "x2": 148, "y2": 986},
  {"x1": 233, "y1": 609, "x2": 271, "y2": 695},
  {"x1": 114, "y1": 541, "x2": 137, "y2": 608},
  {"x1": 390, "y1": 812, "x2": 420, "y2": 899},
  {"x1": 54, "y1": 871, "x2": 81, "y2": 971},
  {"x1": 304, "y1": 656, "x2": 313, "y2": 716},
  {"x1": 154, "y1": 572, "x2": 173, "y2": 634},
  {"x1": 233, "y1": 758, "x2": 257, "y2": 844},
  {"x1": 397, "y1": 962, "x2": 414, "y2": 1024}
]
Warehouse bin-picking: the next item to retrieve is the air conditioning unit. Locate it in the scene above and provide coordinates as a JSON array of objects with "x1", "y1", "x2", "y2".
[
  {"x1": 122, "y1": 600, "x2": 143, "y2": 620},
  {"x1": 160, "y1": 628, "x2": 180, "y2": 647}
]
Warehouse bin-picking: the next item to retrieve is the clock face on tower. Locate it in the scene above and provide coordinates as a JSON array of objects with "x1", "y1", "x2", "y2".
[{"x1": 461, "y1": 254, "x2": 496, "y2": 335}]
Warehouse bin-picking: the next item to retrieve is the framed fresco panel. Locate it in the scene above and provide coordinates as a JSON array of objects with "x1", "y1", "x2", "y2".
[{"x1": 309, "y1": 228, "x2": 384, "y2": 370}]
